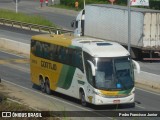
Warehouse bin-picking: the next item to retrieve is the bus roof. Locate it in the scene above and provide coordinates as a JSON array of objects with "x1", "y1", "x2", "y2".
[
  {"x1": 72, "y1": 37, "x2": 130, "y2": 57},
  {"x1": 32, "y1": 34, "x2": 129, "y2": 57},
  {"x1": 31, "y1": 34, "x2": 73, "y2": 47}
]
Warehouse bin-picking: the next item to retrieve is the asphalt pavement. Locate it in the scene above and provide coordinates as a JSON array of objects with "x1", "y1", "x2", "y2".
[{"x1": 0, "y1": 50, "x2": 160, "y2": 120}]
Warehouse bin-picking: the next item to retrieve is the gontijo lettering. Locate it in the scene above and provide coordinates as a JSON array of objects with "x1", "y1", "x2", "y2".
[{"x1": 41, "y1": 61, "x2": 57, "y2": 70}]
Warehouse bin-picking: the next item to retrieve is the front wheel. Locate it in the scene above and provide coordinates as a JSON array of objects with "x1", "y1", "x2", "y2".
[{"x1": 80, "y1": 91, "x2": 87, "y2": 107}]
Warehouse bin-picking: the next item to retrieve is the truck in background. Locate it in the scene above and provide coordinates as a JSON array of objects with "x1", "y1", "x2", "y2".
[{"x1": 71, "y1": 4, "x2": 160, "y2": 60}]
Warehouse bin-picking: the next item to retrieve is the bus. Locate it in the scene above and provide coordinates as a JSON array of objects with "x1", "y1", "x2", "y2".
[{"x1": 30, "y1": 34, "x2": 140, "y2": 106}]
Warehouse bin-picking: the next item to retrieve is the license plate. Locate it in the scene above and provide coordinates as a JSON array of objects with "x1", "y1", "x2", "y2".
[{"x1": 113, "y1": 100, "x2": 120, "y2": 103}]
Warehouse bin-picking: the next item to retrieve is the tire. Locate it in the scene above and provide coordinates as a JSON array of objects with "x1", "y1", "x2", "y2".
[
  {"x1": 40, "y1": 78, "x2": 46, "y2": 93},
  {"x1": 45, "y1": 79, "x2": 51, "y2": 95},
  {"x1": 130, "y1": 102, "x2": 135, "y2": 108},
  {"x1": 80, "y1": 91, "x2": 87, "y2": 107}
]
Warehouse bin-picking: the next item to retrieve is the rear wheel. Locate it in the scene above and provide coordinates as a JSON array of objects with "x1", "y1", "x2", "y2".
[
  {"x1": 80, "y1": 91, "x2": 87, "y2": 107},
  {"x1": 40, "y1": 77, "x2": 45, "y2": 93},
  {"x1": 45, "y1": 79, "x2": 51, "y2": 95}
]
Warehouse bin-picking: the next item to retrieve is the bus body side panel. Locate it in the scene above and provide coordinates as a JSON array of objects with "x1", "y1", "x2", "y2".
[
  {"x1": 31, "y1": 52, "x2": 87, "y2": 99},
  {"x1": 30, "y1": 53, "x2": 63, "y2": 90},
  {"x1": 55, "y1": 68, "x2": 86, "y2": 99},
  {"x1": 57, "y1": 65, "x2": 76, "y2": 89}
]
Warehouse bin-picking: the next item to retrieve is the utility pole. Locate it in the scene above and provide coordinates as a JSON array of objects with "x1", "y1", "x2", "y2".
[
  {"x1": 16, "y1": 0, "x2": 18, "y2": 13},
  {"x1": 128, "y1": 0, "x2": 149, "y2": 54},
  {"x1": 128, "y1": 0, "x2": 131, "y2": 54},
  {"x1": 13, "y1": 0, "x2": 20, "y2": 13},
  {"x1": 84, "y1": 0, "x2": 85, "y2": 8}
]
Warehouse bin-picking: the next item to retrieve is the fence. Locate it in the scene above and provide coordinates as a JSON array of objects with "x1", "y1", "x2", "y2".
[{"x1": 0, "y1": 18, "x2": 73, "y2": 34}]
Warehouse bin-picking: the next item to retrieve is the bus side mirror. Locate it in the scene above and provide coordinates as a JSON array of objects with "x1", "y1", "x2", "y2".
[
  {"x1": 132, "y1": 60, "x2": 140, "y2": 74},
  {"x1": 71, "y1": 20, "x2": 75, "y2": 28},
  {"x1": 87, "y1": 60, "x2": 95, "y2": 76}
]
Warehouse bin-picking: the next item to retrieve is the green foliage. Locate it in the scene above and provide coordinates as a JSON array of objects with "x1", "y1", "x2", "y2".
[
  {"x1": 0, "y1": 9, "x2": 55, "y2": 27},
  {"x1": 60, "y1": 0, "x2": 109, "y2": 9},
  {"x1": 60, "y1": 0, "x2": 160, "y2": 10},
  {"x1": 150, "y1": 1, "x2": 160, "y2": 10}
]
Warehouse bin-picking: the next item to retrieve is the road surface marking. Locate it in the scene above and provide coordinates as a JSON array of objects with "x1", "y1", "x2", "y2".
[
  {"x1": 141, "y1": 71, "x2": 160, "y2": 77},
  {"x1": 1, "y1": 79, "x2": 115, "y2": 119},
  {"x1": 2, "y1": 79, "x2": 114, "y2": 119},
  {"x1": 0, "y1": 59, "x2": 29, "y2": 64},
  {"x1": 1, "y1": 79, "x2": 89, "y2": 111},
  {"x1": 4, "y1": 63, "x2": 30, "y2": 73},
  {"x1": 136, "y1": 87, "x2": 160, "y2": 96},
  {"x1": 0, "y1": 49, "x2": 25, "y2": 58},
  {"x1": 135, "y1": 104, "x2": 145, "y2": 109}
]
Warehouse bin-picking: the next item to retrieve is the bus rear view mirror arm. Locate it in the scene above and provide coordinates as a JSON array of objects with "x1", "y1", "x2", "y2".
[
  {"x1": 132, "y1": 60, "x2": 140, "y2": 74},
  {"x1": 87, "y1": 60, "x2": 95, "y2": 76}
]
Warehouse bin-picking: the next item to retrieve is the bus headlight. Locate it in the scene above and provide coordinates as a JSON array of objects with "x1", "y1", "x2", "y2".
[
  {"x1": 93, "y1": 90, "x2": 113, "y2": 98},
  {"x1": 93, "y1": 90, "x2": 101, "y2": 95},
  {"x1": 93, "y1": 90, "x2": 106, "y2": 97}
]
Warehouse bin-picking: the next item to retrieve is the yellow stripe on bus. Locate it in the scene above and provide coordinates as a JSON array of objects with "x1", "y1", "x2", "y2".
[{"x1": 100, "y1": 90, "x2": 119, "y2": 96}]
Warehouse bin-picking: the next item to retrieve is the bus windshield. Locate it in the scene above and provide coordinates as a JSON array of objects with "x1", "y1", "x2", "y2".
[{"x1": 95, "y1": 57, "x2": 134, "y2": 90}]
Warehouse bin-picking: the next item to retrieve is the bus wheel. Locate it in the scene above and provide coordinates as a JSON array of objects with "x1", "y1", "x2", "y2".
[
  {"x1": 80, "y1": 91, "x2": 87, "y2": 107},
  {"x1": 45, "y1": 79, "x2": 51, "y2": 95},
  {"x1": 40, "y1": 78, "x2": 45, "y2": 93}
]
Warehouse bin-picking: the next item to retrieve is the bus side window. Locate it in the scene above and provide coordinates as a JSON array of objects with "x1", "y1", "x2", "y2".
[
  {"x1": 31, "y1": 40, "x2": 36, "y2": 55},
  {"x1": 86, "y1": 61, "x2": 93, "y2": 85},
  {"x1": 35, "y1": 41, "x2": 41, "y2": 57},
  {"x1": 53, "y1": 45, "x2": 57, "y2": 61},
  {"x1": 53, "y1": 45, "x2": 57, "y2": 59},
  {"x1": 72, "y1": 49, "x2": 78, "y2": 67},
  {"x1": 76, "y1": 50, "x2": 83, "y2": 69},
  {"x1": 72, "y1": 49, "x2": 84, "y2": 72},
  {"x1": 40, "y1": 43, "x2": 44, "y2": 58},
  {"x1": 83, "y1": 51, "x2": 94, "y2": 80},
  {"x1": 77, "y1": 50, "x2": 83, "y2": 71},
  {"x1": 44, "y1": 44, "x2": 49, "y2": 59},
  {"x1": 76, "y1": 21, "x2": 78, "y2": 28},
  {"x1": 68, "y1": 48, "x2": 73, "y2": 65},
  {"x1": 64, "y1": 48, "x2": 69, "y2": 64},
  {"x1": 60, "y1": 46, "x2": 66, "y2": 62},
  {"x1": 49, "y1": 44, "x2": 53, "y2": 60},
  {"x1": 55, "y1": 46, "x2": 60, "y2": 61},
  {"x1": 59, "y1": 46, "x2": 70, "y2": 64}
]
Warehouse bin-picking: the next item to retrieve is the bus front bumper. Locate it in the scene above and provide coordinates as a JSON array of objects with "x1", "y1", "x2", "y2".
[{"x1": 93, "y1": 94, "x2": 135, "y2": 105}]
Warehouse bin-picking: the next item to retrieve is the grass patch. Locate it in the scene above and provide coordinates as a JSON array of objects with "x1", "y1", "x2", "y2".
[
  {"x1": 0, "y1": 92, "x2": 56, "y2": 120},
  {"x1": 0, "y1": 9, "x2": 56, "y2": 27},
  {"x1": 0, "y1": 92, "x2": 33, "y2": 111}
]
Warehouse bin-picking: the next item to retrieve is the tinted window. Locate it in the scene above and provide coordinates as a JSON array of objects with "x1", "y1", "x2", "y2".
[{"x1": 31, "y1": 39, "x2": 84, "y2": 72}]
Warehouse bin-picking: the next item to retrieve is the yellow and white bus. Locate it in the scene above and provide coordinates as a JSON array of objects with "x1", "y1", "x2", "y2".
[{"x1": 30, "y1": 34, "x2": 140, "y2": 106}]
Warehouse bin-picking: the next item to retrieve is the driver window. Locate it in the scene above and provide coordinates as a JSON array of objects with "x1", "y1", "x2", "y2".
[
  {"x1": 86, "y1": 62, "x2": 93, "y2": 85},
  {"x1": 84, "y1": 52, "x2": 94, "y2": 86},
  {"x1": 95, "y1": 71, "x2": 105, "y2": 87}
]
